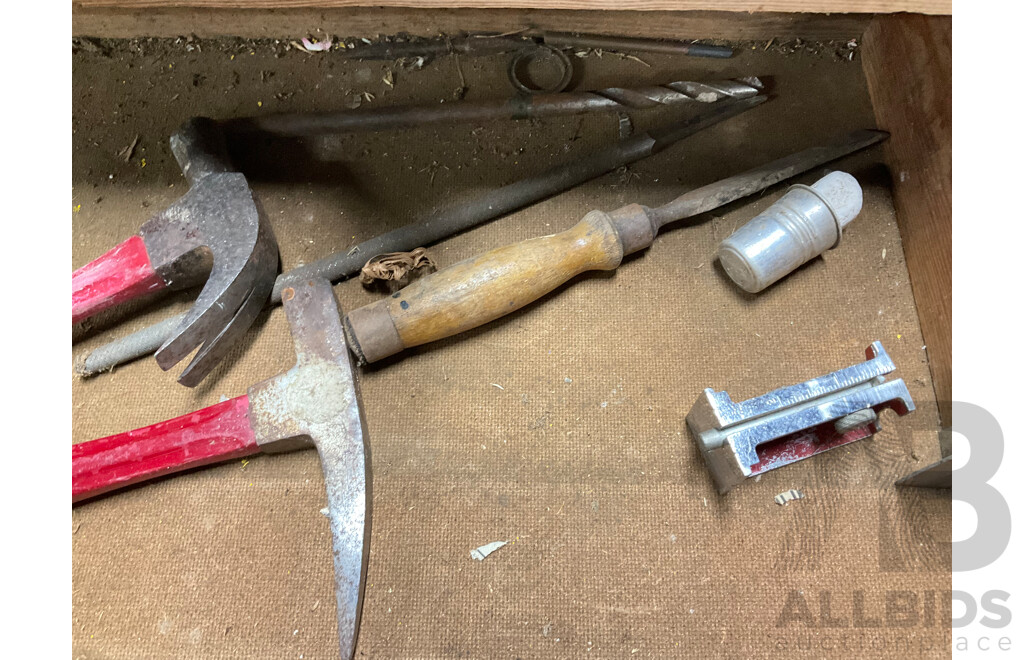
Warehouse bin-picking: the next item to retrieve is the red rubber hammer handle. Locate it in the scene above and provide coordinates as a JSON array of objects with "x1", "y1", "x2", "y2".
[
  {"x1": 72, "y1": 395, "x2": 260, "y2": 503},
  {"x1": 72, "y1": 235, "x2": 168, "y2": 324}
]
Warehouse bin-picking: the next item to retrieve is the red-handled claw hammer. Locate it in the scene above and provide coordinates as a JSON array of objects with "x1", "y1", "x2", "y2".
[
  {"x1": 71, "y1": 117, "x2": 279, "y2": 387},
  {"x1": 71, "y1": 234, "x2": 169, "y2": 325}
]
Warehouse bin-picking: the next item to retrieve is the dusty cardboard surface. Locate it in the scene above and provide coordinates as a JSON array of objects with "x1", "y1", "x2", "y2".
[{"x1": 72, "y1": 35, "x2": 950, "y2": 659}]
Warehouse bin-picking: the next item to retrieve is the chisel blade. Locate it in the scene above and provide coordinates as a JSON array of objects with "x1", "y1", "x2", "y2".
[{"x1": 651, "y1": 129, "x2": 890, "y2": 227}]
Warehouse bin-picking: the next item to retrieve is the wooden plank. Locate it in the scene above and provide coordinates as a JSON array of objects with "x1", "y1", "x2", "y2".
[
  {"x1": 73, "y1": 6, "x2": 871, "y2": 41},
  {"x1": 73, "y1": 0, "x2": 952, "y2": 16},
  {"x1": 862, "y1": 14, "x2": 952, "y2": 430}
]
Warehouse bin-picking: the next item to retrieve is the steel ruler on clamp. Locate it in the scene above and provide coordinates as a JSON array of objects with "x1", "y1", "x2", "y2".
[{"x1": 686, "y1": 341, "x2": 915, "y2": 493}]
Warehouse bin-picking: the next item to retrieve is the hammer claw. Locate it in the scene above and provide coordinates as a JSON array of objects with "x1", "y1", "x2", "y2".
[
  {"x1": 153, "y1": 182, "x2": 279, "y2": 385},
  {"x1": 153, "y1": 266, "x2": 248, "y2": 372},
  {"x1": 174, "y1": 276, "x2": 273, "y2": 387}
]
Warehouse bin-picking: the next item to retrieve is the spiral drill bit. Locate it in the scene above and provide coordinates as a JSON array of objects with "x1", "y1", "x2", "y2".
[
  {"x1": 224, "y1": 78, "x2": 763, "y2": 136},
  {"x1": 590, "y1": 78, "x2": 762, "y2": 108}
]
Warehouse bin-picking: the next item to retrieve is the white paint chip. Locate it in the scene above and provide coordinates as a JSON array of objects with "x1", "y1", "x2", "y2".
[
  {"x1": 775, "y1": 489, "x2": 805, "y2": 506},
  {"x1": 470, "y1": 541, "x2": 507, "y2": 560},
  {"x1": 299, "y1": 37, "x2": 332, "y2": 52}
]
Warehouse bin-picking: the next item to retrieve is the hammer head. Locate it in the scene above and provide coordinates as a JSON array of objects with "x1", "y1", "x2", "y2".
[
  {"x1": 141, "y1": 118, "x2": 279, "y2": 387},
  {"x1": 246, "y1": 278, "x2": 370, "y2": 659}
]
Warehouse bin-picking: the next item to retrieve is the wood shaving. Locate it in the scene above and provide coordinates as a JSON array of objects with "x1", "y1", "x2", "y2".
[
  {"x1": 774, "y1": 489, "x2": 805, "y2": 505},
  {"x1": 118, "y1": 135, "x2": 139, "y2": 162},
  {"x1": 473, "y1": 28, "x2": 529, "y2": 38},
  {"x1": 360, "y1": 248, "x2": 436, "y2": 286},
  {"x1": 621, "y1": 53, "x2": 650, "y2": 67}
]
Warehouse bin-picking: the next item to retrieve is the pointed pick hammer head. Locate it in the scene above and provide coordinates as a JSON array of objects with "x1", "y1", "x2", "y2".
[
  {"x1": 143, "y1": 118, "x2": 279, "y2": 387},
  {"x1": 246, "y1": 278, "x2": 370, "y2": 659}
]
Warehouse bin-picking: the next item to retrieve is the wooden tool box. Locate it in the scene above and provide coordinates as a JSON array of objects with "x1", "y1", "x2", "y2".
[{"x1": 72, "y1": 3, "x2": 951, "y2": 657}]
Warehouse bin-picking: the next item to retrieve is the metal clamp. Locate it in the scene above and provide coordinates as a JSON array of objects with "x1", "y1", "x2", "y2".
[{"x1": 686, "y1": 342, "x2": 915, "y2": 493}]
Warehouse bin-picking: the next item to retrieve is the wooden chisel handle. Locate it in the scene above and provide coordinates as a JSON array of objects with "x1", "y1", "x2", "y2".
[
  {"x1": 72, "y1": 395, "x2": 260, "y2": 503},
  {"x1": 344, "y1": 204, "x2": 656, "y2": 363}
]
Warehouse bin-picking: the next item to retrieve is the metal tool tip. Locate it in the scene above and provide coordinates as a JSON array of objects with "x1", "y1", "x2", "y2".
[
  {"x1": 739, "y1": 76, "x2": 764, "y2": 90},
  {"x1": 730, "y1": 94, "x2": 769, "y2": 110},
  {"x1": 846, "y1": 128, "x2": 891, "y2": 147}
]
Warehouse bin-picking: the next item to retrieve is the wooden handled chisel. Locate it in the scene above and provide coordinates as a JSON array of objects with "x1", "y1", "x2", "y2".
[{"x1": 343, "y1": 129, "x2": 889, "y2": 363}]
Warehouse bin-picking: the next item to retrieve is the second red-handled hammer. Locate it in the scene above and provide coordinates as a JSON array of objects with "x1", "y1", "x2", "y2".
[
  {"x1": 72, "y1": 278, "x2": 369, "y2": 658},
  {"x1": 71, "y1": 117, "x2": 279, "y2": 387}
]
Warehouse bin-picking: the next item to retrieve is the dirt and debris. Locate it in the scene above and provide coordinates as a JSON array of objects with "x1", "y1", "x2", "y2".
[
  {"x1": 574, "y1": 49, "x2": 651, "y2": 68},
  {"x1": 72, "y1": 37, "x2": 110, "y2": 56},
  {"x1": 749, "y1": 37, "x2": 860, "y2": 61}
]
